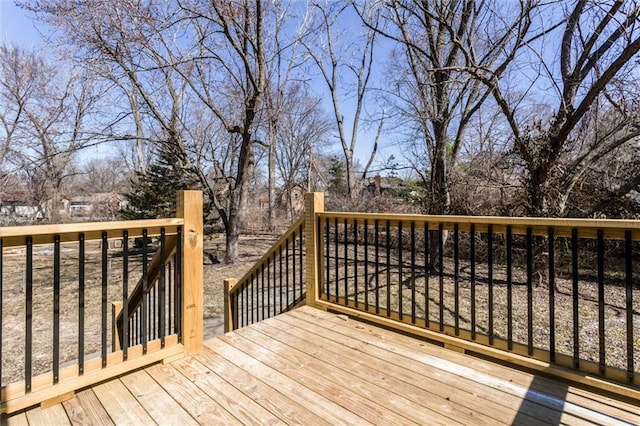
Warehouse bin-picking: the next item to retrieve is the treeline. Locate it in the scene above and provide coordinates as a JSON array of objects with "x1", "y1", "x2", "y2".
[{"x1": 1, "y1": 1, "x2": 640, "y2": 263}]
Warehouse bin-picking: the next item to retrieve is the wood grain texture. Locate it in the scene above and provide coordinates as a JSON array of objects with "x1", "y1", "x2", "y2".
[
  {"x1": 178, "y1": 190, "x2": 204, "y2": 354},
  {"x1": 171, "y1": 355, "x2": 285, "y2": 425},
  {"x1": 5, "y1": 307, "x2": 638, "y2": 425},
  {"x1": 196, "y1": 341, "x2": 330, "y2": 425},
  {"x1": 144, "y1": 362, "x2": 242, "y2": 425},
  {"x1": 62, "y1": 389, "x2": 113, "y2": 425},
  {"x1": 91, "y1": 378, "x2": 155, "y2": 425},
  {"x1": 25, "y1": 403, "x2": 71, "y2": 425},
  {"x1": 119, "y1": 369, "x2": 198, "y2": 425}
]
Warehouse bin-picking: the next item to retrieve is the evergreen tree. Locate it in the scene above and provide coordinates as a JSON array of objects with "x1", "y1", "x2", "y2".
[{"x1": 120, "y1": 146, "x2": 198, "y2": 220}]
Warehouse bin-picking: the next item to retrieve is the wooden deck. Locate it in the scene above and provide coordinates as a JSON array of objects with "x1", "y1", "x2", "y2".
[{"x1": 5, "y1": 306, "x2": 640, "y2": 425}]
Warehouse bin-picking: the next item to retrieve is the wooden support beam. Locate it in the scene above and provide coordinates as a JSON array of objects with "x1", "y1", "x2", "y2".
[
  {"x1": 224, "y1": 279, "x2": 237, "y2": 333},
  {"x1": 304, "y1": 193, "x2": 324, "y2": 308},
  {"x1": 177, "y1": 190, "x2": 204, "y2": 354}
]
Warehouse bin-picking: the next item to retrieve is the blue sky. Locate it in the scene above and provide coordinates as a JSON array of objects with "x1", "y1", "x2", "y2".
[{"x1": 0, "y1": 1, "x2": 43, "y2": 46}]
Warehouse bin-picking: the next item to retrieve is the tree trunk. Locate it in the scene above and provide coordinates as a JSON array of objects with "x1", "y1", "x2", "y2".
[{"x1": 267, "y1": 120, "x2": 277, "y2": 232}]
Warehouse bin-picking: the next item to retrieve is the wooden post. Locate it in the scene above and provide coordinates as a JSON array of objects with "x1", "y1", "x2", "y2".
[
  {"x1": 177, "y1": 190, "x2": 203, "y2": 354},
  {"x1": 111, "y1": 302, "x2": 123, "y2": 352},
  {"x1": 223, "y1": 279, "x2": 237, "y2": 333},
  {"x1": 304, "y1": 192, "x2": 324, "y2": 308}
]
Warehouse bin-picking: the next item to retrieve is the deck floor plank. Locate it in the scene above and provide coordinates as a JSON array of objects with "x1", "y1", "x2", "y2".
[
  {"x1": 144, "y1": 363, "x2": 244, "y2": 425},
  {"x1": 2, "y1": 412, "x2": 28, "y2": 425},
  {"x1": 256, "y1": 316, "x2": 521, "y2": 425},
  {"x1": 24, "y1": 403, "x2": 70, "y2": 425},
  {"x1": 291, "y1": 307, "x2": 640, "y2": 425},
  {"x1": 91, "y1": 377, "x2": 156, "y2": 425},
  {"x1": 204, "y1": 339, "x2": 372, "y2": 425},
  {"x1": 119, "y1": 369, "x2": 198, "y2": 425},
  {"x1": 7, "y1": 306, "x2": 640, "y2": 425},
  {"x1": 61, "y1": 389, "x2": 114, "y2": 426},
  {"x1": 197, "y1": 345, "x2": 336, "y2": 426},
  {"x1": 171, "y1": 355, "x2": 286, "y2": 426},
  {"x1": 284, "y1": 308, "x2": 567, "y2": 424},
  {"x1": 231, "y1": 327, "x2": 476, "y2": 424},
  {"x1": 298, "y1": 308, "x2": 640, "y2": 423},
  {"x1": 229, "y1": 324, "x2": 466, "y2": 425}
]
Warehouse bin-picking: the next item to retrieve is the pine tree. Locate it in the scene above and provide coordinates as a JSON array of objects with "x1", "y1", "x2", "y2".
[{"x1": 120, "y1": 147, "x2": 198, "y2": 220}]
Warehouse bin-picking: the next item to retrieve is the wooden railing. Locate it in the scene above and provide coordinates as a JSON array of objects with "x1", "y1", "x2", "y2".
[
  {"x1": 224, "y1": 216, "x2": 306, "y2": 332},
  {"x1": 0, "y1": 190, "x2": 203, "y2": 414},
  {"x1": 228, "y1": 192, "x2": 640, "y2": 401}
]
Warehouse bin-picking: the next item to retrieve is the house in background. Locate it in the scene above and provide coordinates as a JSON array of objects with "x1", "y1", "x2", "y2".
[{"x1": 0, "y1": 191, "x2": 43, "y2": 222}]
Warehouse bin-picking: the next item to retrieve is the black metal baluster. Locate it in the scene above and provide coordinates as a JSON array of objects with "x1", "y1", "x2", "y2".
[
  {"x1": 266, "y1": 253, "x2": 271, "y2": 319},
  {"x1": 386, "y1": 220, "x2": 391, "y2": 317},
  {"x1": 293, "y1": 232, "x2": 297, "y2": 305},
  {"x1": 0, "y1": 238, "x2": 3, "y2": 386},
  {"x1": 354, "y1": 219, "x2": 359, "y2": 309},
  {"x1": 572, "y1": 228, "x2": 579, "y2": 369},
  {"x1": 261, "y1": 263, "x2": 265, "y2": 321},
  {"x1": 488, "y1": 225, "x2": 494, "y2": 345},
  {"x1": 286, "y1": 238, "x2": 290, "y2": 310},
  {"x1": 597, "y1": 229, "x2": 605, "y2": 375},
  {"x1": 101, "y1": 232, "x2": 108, "y2": 367},
  {"x1": 53, "y1": 235, "x2": 60, "y2": 384},
  {"x1": 233, "y1": 292, "x2": 238, "y2": 330},
  {"x1": 507, "y1": 226, "x2": 513, "y2": 350},
  {"x1": 526, "y1": 227, "x2": 533, "y2": 356},
  {"x1": 398, "y1": 221, "x2": 403, "y2": 320},
  {"x1": 411, "y1": 222, "x2": 416, "y2": 324},
  {"x1": 176, "y1": 227, "x2": 183, "y2": 341},
  {"x1": 344, "y1": 218, "x2": 348, "y2": 306},
  {"x1": 335, "y1": 218, "x2": 339, "y2": 303},
  {"x1": 299, "y1": 225, "x2": 303, "y2": 299},
  {"x1": 168, "y1": 258, "x2": 173, "y2": 335},
  {"x1": 251, "y1": 273, "x2": 255, "y2": 324},
  {"x1": 454, "y1": 224, "x2": 459, "y2": 335},
  {"x1": 625, "y1": 230, "x2": 634, "y2": 383},
  {"x1": 238, "y1": 284, "x2": 246, "y2": 327},
  {"x1": 279, "y1": 245, "x2": 283, "y2": 313},
  {"x1": 142, "y1": 230, "x2": 148, "y2": 353},
  {"x1": 78, "y1": 233, "x2": 85, "y2": 375},
  {"x1": 159, "y1": 229, "x2": 166, "y2": 347},
  {"x1": 25, "y1": 237, "x2": 33, "y2": 392},
  {"x1": 364, "y1": 220, "x2": 369, "y2": 312},
  {"x1": 122, "y1": 230, "x2": 129, "y2": 360},
  {"x1": 470, "y1": 224, "x2": 476, "y2": 340},
  {"x1": 375, "y1": 220, "x2": 380, "y2": 314},
  {"x1": 425, "y1": 223, "x2": 429, "y2": 327},
  {"x1": 325, "y1": 218, "x2": 330, "y2": 299},
  {"x1": 548, "y1": 228, "x2": 555, "y2": 363},
  {"x1": 438, "y1": 223, "x2": 444, "y2": 332}
]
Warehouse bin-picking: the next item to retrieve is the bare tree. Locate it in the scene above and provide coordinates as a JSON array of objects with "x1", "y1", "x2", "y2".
[
  {"x1": 274, "y1": 84, "x2": 331, "y2": 218},
  {"x1": 356, "y1": 0, "x2": 537, "y2": 216},
  {"x1": 483, "y1": 0, "x2": 640, "y2": 216},
  {"x1": 304, "y1": 1, "x2": 382, "y2": 201},
  {"x1": 0, "y1": 42, "x2": 98, "y2": 222}
]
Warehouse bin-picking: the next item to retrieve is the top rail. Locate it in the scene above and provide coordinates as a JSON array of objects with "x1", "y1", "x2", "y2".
[
  {"x1": 228, "y1": 215, "x2": 306, "y2": 296},
  {"x1": 0, "y1": 218, "x2": 184, "y2": 247},
  {"x1": 317, "y1": 211, "x2": 640, "y2": 239}
]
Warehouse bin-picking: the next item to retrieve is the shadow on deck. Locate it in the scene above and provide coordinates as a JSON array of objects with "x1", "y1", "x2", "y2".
[{"x1": 5, "y1": 306, "x2": 640, "y2": 425}]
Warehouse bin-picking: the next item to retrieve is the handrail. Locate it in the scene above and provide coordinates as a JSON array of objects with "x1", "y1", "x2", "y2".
[
  {"x1": 0, "y1": 218, "x2": 183, "y2": 247},
  {"x1": 225, "y1": 215, "x2": 306, "y2": 331},
  {"x1": 230, "y1": 215, "x2": 305, "y2": 295},
  {"x1": 317, "y1": 211, "x2": 640, "y2": 239},
  {"x1": 115, "y1": 234, "x2": 179, "y2": 348}
]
